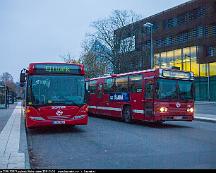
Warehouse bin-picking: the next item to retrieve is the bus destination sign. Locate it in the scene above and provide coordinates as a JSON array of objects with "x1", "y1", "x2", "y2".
[
  {"x1": 34, "y1": 64, "x2": 81, "y2": 74},
  {"x1": 162, "y1": 70, "x2": 191, "y2": 79}
]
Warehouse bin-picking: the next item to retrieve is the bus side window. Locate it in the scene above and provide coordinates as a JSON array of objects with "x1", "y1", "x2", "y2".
[
  {"x1": 129, "y1": 74, "x2": 143, "y2": 93},
  {"x1": 145, "y1": 82, "x2": 153, "y2": 99},
  {"x1": 116, "y1": 76, "x2": 128, "y2": 92},
  {"x1": 85, "y1": 81, "x2": 89, "y2": 92},
  {"x1": 104, "y1": 78, "x2": 115, "y2": 93},
  {"x1": 97, "y1": 83, "x2": 103, "y2": 98},
  {"x1": 89, "y1": 80, "x2": 97, "y2": 94}
]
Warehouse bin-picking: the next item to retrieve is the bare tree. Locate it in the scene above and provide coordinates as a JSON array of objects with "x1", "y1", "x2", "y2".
[
  {"x1": 82, "y1": 10, "x2": 142, "y2": 74},
  {"x1": 60, "y1": 53, "x2": 81, "y2": 64},
  {"x1": 0, "y1": 72, "x2": 16, "y2": 92},
  {"x1": 80, "y1": 51, "x2": 107, "y2": 78}
]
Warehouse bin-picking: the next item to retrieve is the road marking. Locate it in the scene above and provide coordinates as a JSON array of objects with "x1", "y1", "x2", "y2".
[
  {"x1": 0, "y1": 102, "x2": 25, "y2": 169},
  {"x1": 195, "y1": 116, "x2": 216, "y2": 122}
]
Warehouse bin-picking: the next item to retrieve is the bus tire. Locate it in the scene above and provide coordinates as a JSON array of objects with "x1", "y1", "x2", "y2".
[{"x1": 122, "y1": 106, "x2": 132, "y2": 123}]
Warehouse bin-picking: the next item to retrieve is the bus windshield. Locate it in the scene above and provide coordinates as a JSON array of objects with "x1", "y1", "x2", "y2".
[
  {"x1": 156, "y1": 78, "x2": 193, "y2": 100},
  {"x1": 27, "y1": 75, "x2": 85, "y2": 106}
]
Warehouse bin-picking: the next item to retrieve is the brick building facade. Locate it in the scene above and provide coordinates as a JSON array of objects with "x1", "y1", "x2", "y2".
[{"x1": 114, "y1": 0, "x2": 216, "y2": 101}]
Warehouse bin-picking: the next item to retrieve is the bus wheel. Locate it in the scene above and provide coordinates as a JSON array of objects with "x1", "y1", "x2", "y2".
[{"x1": 123, "y1": 106, "x2": 132, "y2": 123}]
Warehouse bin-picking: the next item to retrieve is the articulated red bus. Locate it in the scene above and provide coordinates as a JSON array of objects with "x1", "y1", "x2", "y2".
[
  {"x1": 86, "y1": 68, "x2": 194, "y2": 123},
  {"x1": 20, "y1": 63, "x2": 88, "y2": 128}
]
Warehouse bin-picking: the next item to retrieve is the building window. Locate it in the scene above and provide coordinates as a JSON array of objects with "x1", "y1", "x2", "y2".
[
  {"x1": 154, "y1": 53, "x2": 161, "y2": 68},
  {"x1": 154, "y1": 46, "x2": 199, "y2": 75},
  {"x1": 210, "y1": 62, "x2": 216, "y2": 76},
  {"x1": 208, "y1": 47, "x2": 216, "y2": 57},
  {"x1": 197, "y1": 26, "x2": 204, "y2": 38},
  {"x1": 163, "y1": 7, "x2": 206, "y2": 30},
  {"x1": 119, "y1": 35, "x2": 135, "y2": 53},
  {"x1": 154, "y1": 24, "x2": 216, "y2": 49},
  {"x1": 200, "y1": 64, "x2": 208, "y2": 77}
]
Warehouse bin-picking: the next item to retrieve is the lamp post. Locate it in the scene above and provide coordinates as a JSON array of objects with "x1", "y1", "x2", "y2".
[
  {"x1": 144, "y1": 22, "x2": 154, "y2": 69},
  {"x1": 184, "y1": 54, "x2": 192, "y2": 71}
]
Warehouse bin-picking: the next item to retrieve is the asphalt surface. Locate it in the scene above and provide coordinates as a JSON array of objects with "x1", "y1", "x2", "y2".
[
  {"x1": 27, "y1": 115, "x2": 216, "y2": 169},
  {"x1": 0, "y1": 104, "x2": 16, "y2": 132}
]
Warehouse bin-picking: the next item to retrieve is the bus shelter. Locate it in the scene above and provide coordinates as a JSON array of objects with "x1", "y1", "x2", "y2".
[{"x1": 0, "y1": 85, "x2": 9, "y2": 109}]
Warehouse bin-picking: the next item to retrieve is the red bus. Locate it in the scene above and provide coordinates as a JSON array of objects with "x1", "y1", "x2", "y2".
[
  {"x1": 20, "y1": 63, "x2": 88, "y2": 128},
  {"x1": 86, "y1": 68, "x2": 194, "y2": 123}
]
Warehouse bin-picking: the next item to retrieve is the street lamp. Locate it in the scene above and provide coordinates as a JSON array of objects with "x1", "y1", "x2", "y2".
[{"x1": 144, "y1": 22, "x2": 154, "y2": 69}]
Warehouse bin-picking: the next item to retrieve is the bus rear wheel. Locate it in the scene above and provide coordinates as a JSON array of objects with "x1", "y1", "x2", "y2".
[{"x1": 123, "y1": 106, "x2": 132, "y2": 123}]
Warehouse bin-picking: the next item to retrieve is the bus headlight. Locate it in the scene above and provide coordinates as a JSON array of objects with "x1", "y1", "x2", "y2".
[
  {"x1": 187, "y1": 108, "x2": 194, "y2": 113},
  {"x1": 160, "y1": 107, "x2": 168, "y2": 113}
]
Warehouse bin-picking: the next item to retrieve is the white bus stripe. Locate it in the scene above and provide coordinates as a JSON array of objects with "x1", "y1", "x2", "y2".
[
  {"x1": 97, "y1": 106, "x2": 122, "y2": 111},
  {"x1": 133, "y1": 109, "x2": 144, "y2": 114},
  {"x1": 88, "y1": 106, "x2": 122, "y2": 112},
  {"x1": 88, "y1": 106, "x2": 96, "y2": 109}
]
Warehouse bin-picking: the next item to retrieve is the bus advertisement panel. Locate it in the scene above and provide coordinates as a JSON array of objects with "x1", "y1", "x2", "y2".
[
  {"x1": 86, "y1": 68, "x2": 194, "y2": 123},
  {"x1": 20, "y1": 63, "x2": 88, "y2": 128}
]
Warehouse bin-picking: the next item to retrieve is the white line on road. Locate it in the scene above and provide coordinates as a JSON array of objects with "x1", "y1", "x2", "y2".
[{"x1": 0, "y1": 102, "x2": 25, "y2": 169}]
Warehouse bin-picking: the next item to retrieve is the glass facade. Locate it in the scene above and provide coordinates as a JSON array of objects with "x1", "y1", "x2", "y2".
[
  {"x1": 154, "y1": 46, "x2": 216, "y2": 101},
  {"x1": 144, "y1": 23, "x2": 216, "y2": 50},
  {"x1": 154, "y1": 46, "x2": 198, "y2": 73}
]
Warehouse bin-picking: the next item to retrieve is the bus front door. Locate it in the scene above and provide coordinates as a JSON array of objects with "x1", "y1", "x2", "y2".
[
  {"x1": 95, "y1": 82, "x2": 104, "y2": 115},
  {"x1": 144, "y1": 79, "x2": 154, "y2": 117}
]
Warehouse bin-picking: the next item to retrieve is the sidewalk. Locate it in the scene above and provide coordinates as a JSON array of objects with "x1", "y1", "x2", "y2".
[
  {"x1": 0, "y1": 102, "x2": 30, "y2": 169},
  {"x1": 195, "y1": 101, "x2": 216, "y2": 123},
  {"x1": 195, "y1": 113, "x2": 216, "y2": 123}
]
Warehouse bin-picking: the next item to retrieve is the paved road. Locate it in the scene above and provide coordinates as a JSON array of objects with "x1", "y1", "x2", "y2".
[
  {"x1": 0, "y1": 104, "x2": 16, "y2": 132},
  {"x1": 27, "y1": 116, "x2": 216, "y2": 169}
]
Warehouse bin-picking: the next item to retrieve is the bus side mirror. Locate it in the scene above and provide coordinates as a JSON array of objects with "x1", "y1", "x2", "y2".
[{"x1": 20, "y1": 69, "x2": 27, "y2": 87}]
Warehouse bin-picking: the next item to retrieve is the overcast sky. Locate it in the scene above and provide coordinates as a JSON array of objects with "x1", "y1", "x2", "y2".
[{"x1": 0, "y1": 0, "x2": 189, "y2": 82}]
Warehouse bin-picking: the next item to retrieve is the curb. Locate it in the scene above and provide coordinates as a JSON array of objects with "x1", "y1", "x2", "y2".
[
  {"x1": 21, "y1": 107, "x2": 31, "y2": 169},
  {"x1": 195, "y1": 102, "x2": 216, "y2": 105},
  {"x1": 195, "y1": 117, "x2": 216, "y2": 123}
]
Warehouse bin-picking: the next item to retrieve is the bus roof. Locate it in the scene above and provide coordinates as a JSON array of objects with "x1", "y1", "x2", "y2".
[
  {"x1": 86, "y1": 68, "x2": 194, "y2": 81},
  {"x1": 87, "y1": 68, "x2": 157, "y2": 81}
]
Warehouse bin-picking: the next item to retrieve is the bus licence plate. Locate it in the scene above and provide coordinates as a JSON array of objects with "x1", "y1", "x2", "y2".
[
  {"x1": 174, "y1": 116, "x2": 183, "y2": 120},
  {"x1": 53, "y1": 121, "x2": 65, "y2": 124}
]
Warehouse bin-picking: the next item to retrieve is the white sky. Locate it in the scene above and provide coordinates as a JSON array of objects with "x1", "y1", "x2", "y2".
[{"x1": 0, "y1": 0, "x2": 189, "y2": 82}]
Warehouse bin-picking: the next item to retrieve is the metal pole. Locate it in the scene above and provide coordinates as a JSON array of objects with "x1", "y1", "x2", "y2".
[
  {"x1": 150, "y1": 26, "x2": 153, "y2": 69},
  {"x1": 144, "y1": 22, "x2": 154, "y2": 69},
  {"x1": 207, "y1": 63, "x2": 210, "y2": 101}
]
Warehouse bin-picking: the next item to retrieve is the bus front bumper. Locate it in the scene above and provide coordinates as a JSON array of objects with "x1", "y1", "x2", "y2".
[
  {"x1": 26, "y1": 115, "x2": 88, "y2": 129},
  {"x1": 154, "y1": 115, "x2": 194, "y2": 121}
]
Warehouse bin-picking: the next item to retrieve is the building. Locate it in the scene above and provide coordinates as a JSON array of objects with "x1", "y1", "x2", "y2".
[{"x1": 114, "y1": 0, "x2": 216, "y2": 101}]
